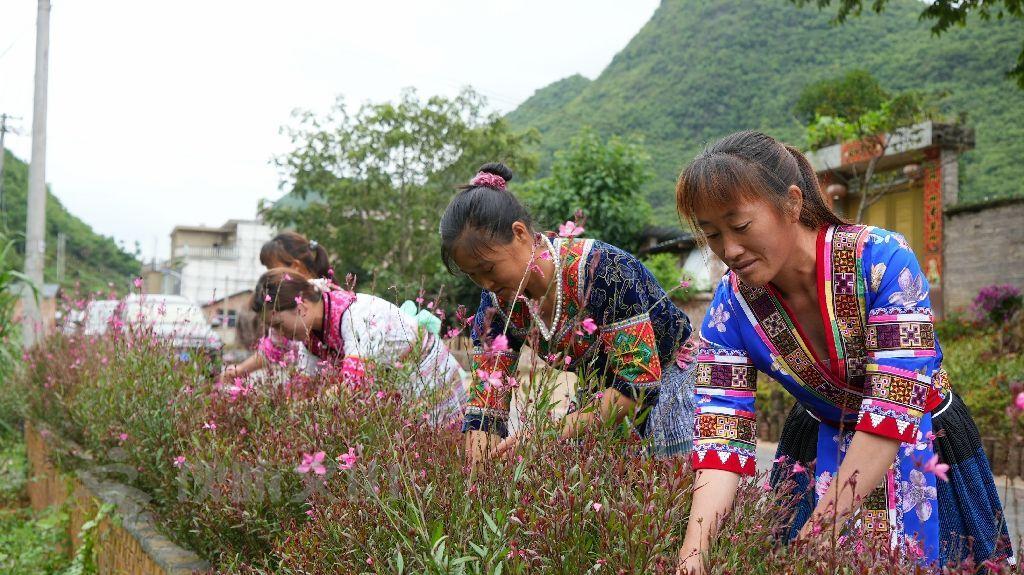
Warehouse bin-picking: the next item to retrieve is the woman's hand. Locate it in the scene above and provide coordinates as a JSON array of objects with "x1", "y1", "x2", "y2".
[
  {"x1": 796, "y1": 431, "x2": 901, "y2": 541},
  {"x1": 218, "y1": 364, "x2": 242, "y2": 384},
  {"x1": 491, "y1": 428, "x2": 531, "y2": 460},
  {"x1": 675, "y1": 550, "x2": 704, "y2": 575}
]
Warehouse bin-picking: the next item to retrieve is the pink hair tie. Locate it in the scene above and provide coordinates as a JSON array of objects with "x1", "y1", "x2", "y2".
[{"x1": 470, "y1": 171, "x2": 506, "y2": 191}]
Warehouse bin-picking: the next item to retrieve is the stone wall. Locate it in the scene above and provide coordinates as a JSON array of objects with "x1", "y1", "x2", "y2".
[
  {"x1": 944, "y1": 198, "x2": 1024, "y2": 314},
  {"x1": 25, "y1": 421, "x2": 209, "y2": 575}
]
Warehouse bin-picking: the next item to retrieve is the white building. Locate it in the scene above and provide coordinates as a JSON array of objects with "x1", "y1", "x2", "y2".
[{"x1": 164, "y1": 220, "x2": 274, "y2": 306}]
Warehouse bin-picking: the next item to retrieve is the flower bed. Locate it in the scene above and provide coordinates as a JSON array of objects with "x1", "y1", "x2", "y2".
[{"x1": 10, "y1": 323, "x2": 1019, "y2": 572}]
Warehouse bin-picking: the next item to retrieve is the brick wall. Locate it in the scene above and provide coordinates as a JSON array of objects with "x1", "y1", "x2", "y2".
[
  {"x1": 943, "y1": 199, "x2": 1024, "y2": 314},
  {"x1": 25, "y1": 422, "x2": 209, "y2": 575}
]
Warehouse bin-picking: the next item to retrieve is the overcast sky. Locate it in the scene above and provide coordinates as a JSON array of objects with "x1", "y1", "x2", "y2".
[{"x1": 0, "y1": 1, "x2": 659, "y2": 262}]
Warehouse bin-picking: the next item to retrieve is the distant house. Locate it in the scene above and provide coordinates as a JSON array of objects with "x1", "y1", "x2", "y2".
[
  {"x1": 201, "y1": 289, "x2": 254, "y2": 349},
  {"x1": 637, "y1": 226, "x2": 723, "y2": 293},
  {"x1": 146, "y1": 219, "x2": 273, "y2": 307},
  {"x1": 807, "y1": 121, "x2": 975, "y2": 317}
]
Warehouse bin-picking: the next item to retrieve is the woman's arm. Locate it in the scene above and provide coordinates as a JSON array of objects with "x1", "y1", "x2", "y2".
[
  {"x1": 491, "y1": 387, "x2": 636, "y2": 459},
  {"x1": 797, "y1": 431, "x2": 901, "y2": 538},
  {"x1": 219, "y1": 353, "x2": 267, "y2": 383},
  {"x1": 676, "y1": 469, "x2": 741, "y2": 575},
  {"x1": 558, "y1": 387, "x2": 635, "y2": 440}
]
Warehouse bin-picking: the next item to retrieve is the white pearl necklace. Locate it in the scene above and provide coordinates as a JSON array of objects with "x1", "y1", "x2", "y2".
[{"x1": 528, "y1": 235, "x2": 563, "y2": 341}]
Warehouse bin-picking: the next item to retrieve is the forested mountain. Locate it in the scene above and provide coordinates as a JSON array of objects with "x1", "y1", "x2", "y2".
[{"x1": 507, "y1": 0, "x2": 1024, "y2": 222}]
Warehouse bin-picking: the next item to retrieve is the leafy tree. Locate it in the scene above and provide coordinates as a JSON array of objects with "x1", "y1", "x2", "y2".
[
  {"x1": 799, "y1": 70, "x2": 945, "y2": 222},
  {"x1": 790, "y1": 0, "x2": 1024, "y2": 89},
  {"x1": 793, "y1": 69, "x2": 888, "y2": 126},
  {"x1": 523, "y1": 128, "x2": 653, "y2": 251},
  {"x1": 263, "y1": 88, "x2": 538, "y2": 296}
]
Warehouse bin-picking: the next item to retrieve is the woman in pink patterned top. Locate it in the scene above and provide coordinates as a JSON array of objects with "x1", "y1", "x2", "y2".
[
  {"x1": 251, "y1": 268, "x2": 467, "y2": 422},
  {"x1": 220, "y1": 231, "x2": 334, "y2": 383}
]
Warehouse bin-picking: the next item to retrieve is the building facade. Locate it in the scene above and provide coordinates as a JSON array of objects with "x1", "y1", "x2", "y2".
[
  {"x1": 162, "y1": 220, "x2": 273, "y2": 306},
  {"x1": 807, "y1": 121, "x2": 975, "y2": 318}
]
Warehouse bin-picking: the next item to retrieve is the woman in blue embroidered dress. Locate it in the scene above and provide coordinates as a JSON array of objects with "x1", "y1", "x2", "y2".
[
  {"x1": 439, "y1": 163, "x2": 697, "y2": 466},
  {"x1": 674, "y1": 131, "x2": 1013, "y2": 573}
]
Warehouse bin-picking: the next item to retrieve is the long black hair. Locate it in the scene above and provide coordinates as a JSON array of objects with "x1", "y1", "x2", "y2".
[
  {"x1": 676, "y1": 130, "x2": 845, "y2": 238},
  {"x1": 439, "y1": 162, "x2": 534, "y2": 273}
]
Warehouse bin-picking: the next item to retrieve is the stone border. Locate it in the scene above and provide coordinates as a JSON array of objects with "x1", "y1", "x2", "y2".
[{"x1": 25, "y1": 421, "x2": 209, "y2": 574}]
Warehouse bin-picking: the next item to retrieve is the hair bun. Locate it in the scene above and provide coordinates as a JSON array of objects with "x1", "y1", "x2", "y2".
[{"x1": 477, "y1": 162, "x2": 513, "y2": 183}]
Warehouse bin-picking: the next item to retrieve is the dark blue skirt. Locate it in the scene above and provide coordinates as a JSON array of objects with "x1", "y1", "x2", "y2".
[{"x1": 770, "y1": 393, "x2": 1016, "y2": 568}]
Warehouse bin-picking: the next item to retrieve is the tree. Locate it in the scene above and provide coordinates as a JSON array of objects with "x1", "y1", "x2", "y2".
[
  {"x1": 798, "y1": 70, "x2": 943, "y2": 222},
  {"x1": 523, "y1": 128, "x2": 653, "y2": 251},
  {"x1": 791, "y1": 0, "x2": 1024, "y2": 89},
  {"x1": 263, "y1": 88, "x2": 538, "y2": 294}
]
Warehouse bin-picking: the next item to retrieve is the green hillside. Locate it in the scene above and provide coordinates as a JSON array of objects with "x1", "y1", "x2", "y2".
[
  {"x1": 508, "y1": 0, "x2": 1024, "y2": 222},
  {"x1": 1, "y1": 150, "x2": 140, "y2": 291}
]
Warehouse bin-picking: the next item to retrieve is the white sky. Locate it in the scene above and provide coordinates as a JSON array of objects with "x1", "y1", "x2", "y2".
[{"x1": 0, "y1": 0, "x2": 658, "y2": 262}]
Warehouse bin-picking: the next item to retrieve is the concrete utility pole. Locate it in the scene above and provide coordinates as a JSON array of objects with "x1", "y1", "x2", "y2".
[{"x1": 23, "y1": 0, "x2": 51, "y2": 348}]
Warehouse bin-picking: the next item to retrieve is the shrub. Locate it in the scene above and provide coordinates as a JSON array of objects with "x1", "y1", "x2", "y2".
[{"x1": 973, "y1": 284, "x2": 1023, "y2": 325}]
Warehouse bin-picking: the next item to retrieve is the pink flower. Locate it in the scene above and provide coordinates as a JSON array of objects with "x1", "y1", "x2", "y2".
[
  {"x1": 294, "y1": 295, "x2": 303, "y2": 306},
  {"x1": 264, "y1": 294, "x2": 272, "y2": 302},
  {"x1": 202, "y1": 420, "x2": 217, "y2": 431},
  {"x1": 923, "y1": 453, "x2": 950, "y2": 482},
  {"x1": 679, "y1": 279, "x2": 691, "y2": 289},
  {"x1": 376, "y1": 391, "x2": 387, "y2": 400},
  {"x1": 118, "y1": 433, "x2": 128, "y2": 442},
  {"x1": 760, "y1": 480, "x2": 771, "y2": 493},
  {"x1": 489, "y1": 333, "x2": 509, "y2": 351},
  {"x1": 284, "y1": 273, "x2": 292, "y2": 281},
  {"x1": 558, "y1": 220, "x2": 584, "y2": 238},
  {"x1": 580, "y1": 318, "x2": 597, "y2": 335},
  {"x1": 133, "y1": 277, "x2": 143, "y2": 289},
  {"x1": 327, "y1": 267, "x2": 335, "y2": 277},
  {"x1": 1016, "y1": 391, "x2": 1024, "y2": 411},
  {"x1": 477, "y1": 369, "x2": 504, "y2": 389},
  {"x1": 223, "y1": 379, "x2": 252, "y2": 402},
  {"x1": 172, "y1": 456, "x2": 186, "y2": 468},
  {"x1": 337, "y1": 447, "x2": 358, "y2": 470},
  {"x1": 564, "y1": 356, "x2": 572, "y2": 366},
  {"x1": 506, "y1": 377, "x2": 519, "y2": 389},
  {"x1": 592, "y1": 502, "x2": 602, "y2": 513},
  {"x1": 905, "y1": 536, "x2": 924, "y2": 560},
  {"x1": 595, "y1": 391, "x2": 604, "y2": 400},
  {"x1": 792, "y1": 462, "x2": 806, "y2": 474},
  {"x1": 297, "y1": 451, "x2": 327, "y2": 475},
  {"x1": 445, "y1": 328, "x2": 461, "y2": 339},
  {"x1": 305, "y1": 508, "x2": 315, "y2": 518}
]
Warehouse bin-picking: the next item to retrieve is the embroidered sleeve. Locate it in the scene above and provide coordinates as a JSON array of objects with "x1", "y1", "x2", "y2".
[
  {"x1": 691, "y1": 277, "x2": 759, "y2": 476},
  {"x1": 856, "y1": 230, "x2": 941, "y2": 443},
  {"x1": 462, "y1": 291, "x2": 523, "y2": 438},
  {"x1": 589, "y1": 245, "x2": 683, "y2": 404}
]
